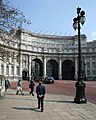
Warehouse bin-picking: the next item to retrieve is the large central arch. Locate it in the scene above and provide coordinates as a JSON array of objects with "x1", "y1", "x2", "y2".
[
  {"x1": 22, "y1": 68, "x2": 28, "y2": 80},
  {"x1": 31, "y1": 59, "x2": 43, "y2": 78},
  {"x1": 46, "y1": 59, "x2": 58, "y2": 80},
  {"x1": 62, "y1": 60, "x2": 75, "y2": 80}
]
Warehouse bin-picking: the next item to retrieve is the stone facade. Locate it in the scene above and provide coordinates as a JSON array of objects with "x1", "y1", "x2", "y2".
[{"x1": 0, "y1": 28, "x2": 96, "y2": 81}]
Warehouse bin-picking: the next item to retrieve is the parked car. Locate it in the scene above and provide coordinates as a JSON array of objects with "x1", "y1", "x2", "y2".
[
  {"x1": 40, "y1": 76, "x2": 45, "y2": 82},
  {"x1": 43, "y1": 77, "x2": 54, "y2": 84},
  {"x1": 86, "y1": 76, "x2": 96, "y2": 81},
  {"x1": 93, "y1": 76, "x2": 96, "y2": 80}
]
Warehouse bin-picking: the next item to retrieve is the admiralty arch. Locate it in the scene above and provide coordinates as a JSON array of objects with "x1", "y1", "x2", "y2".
[{"x1": 0, "y1": 28, "x2": 96, "y2": 81}]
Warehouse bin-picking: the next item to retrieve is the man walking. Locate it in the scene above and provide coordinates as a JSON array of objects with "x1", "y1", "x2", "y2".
[
  {"x1": 29, "y1": 79, "x2": 35, "y2": 96},
  {"x1": 5, "y1": 78, "x2": 10, "y2": 91},
  {"x1": 36, "y1": 81, "x2": 46, "y2": 112}
]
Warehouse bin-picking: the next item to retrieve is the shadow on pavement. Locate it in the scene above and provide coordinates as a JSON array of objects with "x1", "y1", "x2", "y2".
[
  {"x1": 12, "y1": 107, "x2": 40, "y2": 112},
  {"x1": 45, "y1": 99, "x2": 74, "y2": 103}
]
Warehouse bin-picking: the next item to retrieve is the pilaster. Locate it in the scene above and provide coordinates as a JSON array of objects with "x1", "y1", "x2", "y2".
[
  {"x1": 59, "y1": 57, "x2": 62, "y2": 79},
  {"x1": 43, "y1": 56, "x2": 46, "y2": 77},
  {"x1": 29, "y1": 55, "x2": 32, "y2": 79},
  {"x1": 9, "y1": 56, "x2": 11, "y2": 76}
]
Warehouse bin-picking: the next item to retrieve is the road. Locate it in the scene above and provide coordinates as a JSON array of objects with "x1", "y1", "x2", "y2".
[{"x1": 10, "y1": 80, "x2": 96, "y2": 105}]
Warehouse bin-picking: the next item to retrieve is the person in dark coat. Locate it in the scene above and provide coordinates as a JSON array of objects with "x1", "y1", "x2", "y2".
[
  {"x1": 29, "y1": 80, "x2": 35, "y2": 96},
  {"x1": 5, "y1": 79, "x2": 10, "y2": 91},
  {"x1": 36, "y1": 81, "x2": 46, "y2": 112}
]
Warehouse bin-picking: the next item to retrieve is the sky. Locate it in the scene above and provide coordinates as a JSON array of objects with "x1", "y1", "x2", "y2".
[{"x1": 10, "y1": 0, "x2": 96, "y2": 42}]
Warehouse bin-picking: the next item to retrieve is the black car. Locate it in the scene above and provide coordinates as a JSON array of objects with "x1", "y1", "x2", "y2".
[
  {"x1": 43, "y1": 77, "x2": 54, "y2": 84},
  {"x1": 86, "y1": 76, "x2": 96, "y2": 81},
  {"x1": 40, "y1": 76, "x2": 45, "y2": 82}
]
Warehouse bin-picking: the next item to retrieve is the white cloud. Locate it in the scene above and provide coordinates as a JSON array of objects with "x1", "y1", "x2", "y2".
[
  {"x1": 87, "y1": 31, "x2": 96, "y2": 42},
  {"x1": 91, "y1": 31, "x2": 96, "y2": 40}
]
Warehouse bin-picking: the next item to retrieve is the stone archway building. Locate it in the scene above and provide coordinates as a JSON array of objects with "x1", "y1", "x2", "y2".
[{"x1": 0, "y1": 28, "x2": 96, "y2": 81}]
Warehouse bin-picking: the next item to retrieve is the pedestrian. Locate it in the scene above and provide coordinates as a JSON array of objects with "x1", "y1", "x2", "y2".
[
  {"x1": 5, "y1": 78, "x2": 10, "y2": 91},
  {"x1": 16, "y1": 80, "x2": 24, "y2": 95},
  {"x1": 29, "y1": 79, "x2": 35, "y2": 96},
  {"x1": 36, "y1": 81, "x2": 46, "y2": 112}
]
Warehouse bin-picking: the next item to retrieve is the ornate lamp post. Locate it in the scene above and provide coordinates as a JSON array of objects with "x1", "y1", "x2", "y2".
[{"x1": 73, "y1": 7, "x2": 87, "y2": 103}]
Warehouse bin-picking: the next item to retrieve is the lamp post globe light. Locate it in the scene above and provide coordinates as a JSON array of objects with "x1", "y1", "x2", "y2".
[{"x1": 73, "y1": 7, "x2": 87, "y2": 103}]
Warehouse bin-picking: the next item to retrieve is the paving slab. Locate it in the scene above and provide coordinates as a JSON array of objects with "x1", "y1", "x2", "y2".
[{"x1": 0, "y1": 89, "x2": 96, "y2": 120}]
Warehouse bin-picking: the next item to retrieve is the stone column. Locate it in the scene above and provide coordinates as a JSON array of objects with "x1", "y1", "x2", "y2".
[
  {"x1": 59, "y1": 57, "x2": 62, "y2": 79},
  {"x1": 14, "y1": 55, "x2": 17, "y2": 76},
  {"x1": 0, "y1": 57, "x2": 1, "y2": 75},
  {"x1": 90, "y1": 57, "x2": 92, "y2": 75},
  {"x1": 84, "y1": 57, "x2": 87, "y2": 79},
  {"x1": 18, "y1": 54, "x2": 22, "y2": 79},
  {"x1": 29, "y1": 55, "x2": 31, "y2": 80},
  {"x1": 9, "y1": 56, "x2": 11, "y2": 76},
  {"x1": 43, "y1": 56, "x2": 46, "y2": 77},
  {"x1": 3, "y1": 62, "x2": 6, "y2": 76}
]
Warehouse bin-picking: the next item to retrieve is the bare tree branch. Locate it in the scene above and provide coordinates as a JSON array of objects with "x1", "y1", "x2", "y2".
[{"x1": 0, "y1": 0, "x2": 31, "y2": 63}]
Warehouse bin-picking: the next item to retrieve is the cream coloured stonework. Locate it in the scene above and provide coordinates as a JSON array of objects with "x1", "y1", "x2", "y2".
[{"x1": 0, "y1": 28, "x2": 96, "y2": 81}]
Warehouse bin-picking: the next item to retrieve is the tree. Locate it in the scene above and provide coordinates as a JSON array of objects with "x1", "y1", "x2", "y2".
[
  {"x1": 0, "y1": 0, "x2": 31, "y2": 64},
  {"x1": 0, "y1": 0, "x2": 30, "y2": 32}
]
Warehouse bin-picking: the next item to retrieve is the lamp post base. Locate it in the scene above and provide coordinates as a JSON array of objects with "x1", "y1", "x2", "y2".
[{"x1": 74, "y1": 81, "x2": 87, "y2": 104}]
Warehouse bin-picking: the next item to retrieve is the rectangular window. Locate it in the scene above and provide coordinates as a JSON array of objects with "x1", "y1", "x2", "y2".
[
  {"x1": 87, "y1": 70, "x2": 90, "y2": 75},
  {"x1": 11, "y1": 66, "x2": 14, "y2": 75},
  {"x1": 93, "y1": 70, "x2": 96, "y2": 75},
  {"x1": 11, "y1": 57, "x2": 14, "y2": 63},
  {"x1": 1, "y1": 65, "x2": 4, "y2": 75},
  {"x1": 16, "y1": 55, "x2": 19, "y2": 62},
  {"x1": 6, "y1": 66, "x2": 9, "y2": 75},
  {"x1": 17, "y1": 66, "x2": 19, "y2": 75}
]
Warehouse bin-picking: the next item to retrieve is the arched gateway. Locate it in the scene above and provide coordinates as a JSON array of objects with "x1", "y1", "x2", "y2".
[
  {"x1": 46, "y1": 60, "x2": 58, "y2": 80},
  {"x1": 22, "y1": 69, "x2": 28, "y2": 80},
  {"x1": 31, "y1": 59, "x2": 43, "y2": 78},
  {"x1": 62, "y1": 60, "x2": 75, "y2": 80},
  {"x1": 1, "y1": 29, "x2": 95, "y2": 81},
  {"x1": 19, "y1": 29, "x2": 87, "y2": 81}
]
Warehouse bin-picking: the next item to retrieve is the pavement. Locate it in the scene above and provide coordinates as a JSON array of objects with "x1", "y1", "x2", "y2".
[{"x1": 0, "y1": 89, "x2": 96, "y2": 120}]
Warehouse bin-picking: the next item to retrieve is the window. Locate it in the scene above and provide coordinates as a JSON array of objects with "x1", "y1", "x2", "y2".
[
  {"x1": 38, "y1": 47, "x2": 42, "y2": 52},
  {"x1": 87, "y1": 62, "x2": 90, "y2": 69},
  {"x1": 34, "y1": 46, "x2": 37, "y2": 51},
  {"x1": 6, "y1": 66, "x2": 9, "y2": 75},
  {"x1": 1, "y1": 64, "x2": 4, "y2": 75},
  {"x1": 16, "y1": 55, "x2": 19, "y2": 62},
  {"x1": 93, "y1": 70, "x2": 96, "y2": 75},
  {"x1": 11, "y1": 57, "x2": 14, "y2": 63},
  {"x1": 49, "y1": 48, "x2": 52, "y2": 53},
  {"x1": 17, "y1": 66, "x2": 19, "y2": 75},
  {"x1": 87, "y1": 70, "x2": 90, "y2": 75},
  {"x1": 6, "y1": 56, "x2": 9, "y2": 62},
  {"x1": 11, "y1": 66, "x2": 14, "y2": 75}
]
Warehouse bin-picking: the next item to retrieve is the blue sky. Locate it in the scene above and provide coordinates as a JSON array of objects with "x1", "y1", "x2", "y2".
[{"x1": 10, "y1": 0, "x2": 96, "y2": 42}]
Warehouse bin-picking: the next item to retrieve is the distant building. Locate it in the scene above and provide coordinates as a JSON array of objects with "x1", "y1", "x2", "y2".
[{"x1": 0, "y1": 28, "x2": 96, "y2": 81}]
